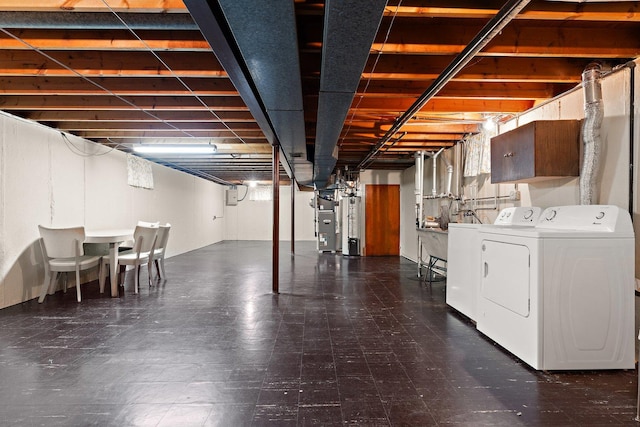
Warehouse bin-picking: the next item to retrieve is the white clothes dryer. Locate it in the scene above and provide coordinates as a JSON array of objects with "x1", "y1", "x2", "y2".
[
  {"x1": 477, "y1": 205, "x2": 635, "y2": 370},
  {"x1": 447, "y1": 207, "x2": 541, "y2": 322}
]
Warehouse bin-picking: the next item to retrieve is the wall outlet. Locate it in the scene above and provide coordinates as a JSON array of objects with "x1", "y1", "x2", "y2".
[{"x1": 508, "y1": 190, "x2": 521, "y2": 201}]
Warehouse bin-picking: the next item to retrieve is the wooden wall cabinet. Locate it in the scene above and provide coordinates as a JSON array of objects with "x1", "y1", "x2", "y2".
[{"x1": 490, "y1": 120, "x2": 581, "y2": 183}]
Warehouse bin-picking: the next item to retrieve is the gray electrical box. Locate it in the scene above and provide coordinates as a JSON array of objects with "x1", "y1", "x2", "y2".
[{"x1": 226, "y1": 188, "x2": 238, "y2": 206}]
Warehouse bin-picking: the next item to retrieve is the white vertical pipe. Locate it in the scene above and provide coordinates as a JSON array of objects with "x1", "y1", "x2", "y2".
[
  {"x1": 415, "y1": 151, "x2": 425, "y2": 227},
  {"x1": 432, "y1": 148, "x2": 445, "y2": 196}
]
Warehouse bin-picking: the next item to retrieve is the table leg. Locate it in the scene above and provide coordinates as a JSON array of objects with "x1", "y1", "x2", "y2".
[{"x1": 109, "y1": 243, "x2": 120, "y2": 297}]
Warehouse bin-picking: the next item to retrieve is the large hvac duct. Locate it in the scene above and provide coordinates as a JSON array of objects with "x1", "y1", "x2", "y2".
[{"x1": 579, "y1": 63, "x2": 604, "y2": 205}]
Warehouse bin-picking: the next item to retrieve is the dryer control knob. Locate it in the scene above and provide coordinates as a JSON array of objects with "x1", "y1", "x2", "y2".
[
  {"x1": 545, "y1": 209, "x2": 557, "y2": 221},
  {"x1": 595, "y1": 211, "x2": 605, "y2": 220},
  {"x1": 523, "y1": 209, "x2": 534, "y2": 219}
]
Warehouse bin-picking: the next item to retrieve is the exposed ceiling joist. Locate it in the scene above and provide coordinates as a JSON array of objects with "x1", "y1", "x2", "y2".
[{"x1": 0, "y1": 0, "x2": 636, "y2": 185}]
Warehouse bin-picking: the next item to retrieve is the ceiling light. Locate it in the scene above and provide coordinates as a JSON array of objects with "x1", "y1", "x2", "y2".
[
  {"x1": 132, "y1": 144, "x2": 217, "y2": 154},
  {"x1": 482, "y1": 117, "x2": 497, "y2": 132}
]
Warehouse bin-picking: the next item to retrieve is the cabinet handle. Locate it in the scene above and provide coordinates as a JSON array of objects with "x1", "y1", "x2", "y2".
[{"x1": 503, "y1": 152, "x2": 515, "y2": 158}]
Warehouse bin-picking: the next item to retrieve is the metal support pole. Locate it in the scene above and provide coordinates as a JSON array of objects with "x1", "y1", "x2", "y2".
[
  {"x1": 291, "y1": 178, "x2": 295, "y2": 255},
  {"x1": 272, "y1": 145, "x2": 280, "y2": 294}
]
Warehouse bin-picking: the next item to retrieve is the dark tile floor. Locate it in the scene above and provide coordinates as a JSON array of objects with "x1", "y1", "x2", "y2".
[{"x1": 0, "y1": 241, "x2": 638, "y2": 426}]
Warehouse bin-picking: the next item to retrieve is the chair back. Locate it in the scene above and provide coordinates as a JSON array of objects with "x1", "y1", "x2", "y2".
[
  {"x1": 138, "y1": 221, "x2": 159, "y2": 227},
  {"x1": 39, "y1": 225, "x2": 86, "y2": 259},
  {"x1": 132, "y1": 225, "x2": 158, "y2": 254},
  {"x1": 155, "y1": 224, "x2": 171, "y2": 254}
]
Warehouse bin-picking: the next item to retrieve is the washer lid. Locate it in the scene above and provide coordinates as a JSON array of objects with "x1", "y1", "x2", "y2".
[{"x1": 537, "y1": 205, "x2": 633, "y2": 234}]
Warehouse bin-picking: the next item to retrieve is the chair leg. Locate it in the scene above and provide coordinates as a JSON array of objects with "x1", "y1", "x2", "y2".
[
  {"x1": 159, "y1": 258, "x2": 166, "y2": 280},
  {"x1": 38, "y1": 272, "x2": 58, "y2": 303},
  {"x1": 134, "y1": 265, "x2": 140, "y2": 294},
  {"x1": 148, "y1": 262, "x2": 154, "y2": 287},
  {"x1": 119, "y1": 265, "x2": 126, "y2": 286},
  {"x1": 154, "y1": 259, "x2": 161, "y2": 280},
  {"x1": 75, "y1": 268, "x2": 82, "y2": 303}
]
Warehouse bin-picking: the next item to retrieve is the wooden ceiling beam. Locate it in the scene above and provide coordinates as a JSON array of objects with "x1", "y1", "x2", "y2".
[
  {"x1": 380, "y1": 2, "x2": 640, "y2": 22},
  {"x1": 368, "y1": 20, "x2": 640, "y2": 58},
  {"x1": 349, "y1": 81, "x2": 575, "y2": 100},
  {"x1": 348, "y1": 98, "x2": 534, "y2": 113},
  {"x1": 0, "y1": 50, "x2": 225, "y2": 77},
  {"x1": 313, "y1": 122, "x2": 479, "y2": 134},
  {"x1": 340, "y1": 133, "x2": 464, "y2": 141},
  {"x1": 0, "y1": 29, "x2": 209, "y2": 51},
  {"x1": 0, "y1": 95, "x2": 249, "y2": 110},
  {"x1": 299, "y1": 54, "x2": 596, "y2": 83},
  {"x1": 0, "y1": 1, "x2": 188, "y2": 12},
  {"x1": 339, "y1": 142, "x2": 455, "y2": 150},
  {"x1": 296, "y1": 0, "x2": 640, "y2": 22},
  {"x1": 75, "y1": 130, "x2": 266, "y2": 139},
  {"x1": 58, "y1": 121, "x2": 260, "y2": 131},
  {"x1": 0, "y1": 76, "x2": 237, "y2": 95},
  {"x1": 23, "y1": 110, "x2": 257, "y2": 122},
  {"x1": 299, "y1": 1, "x2": 640, "y2": 22},
  {"x1": 363, "y1": 55, "x2": 599, "y2": 83}
]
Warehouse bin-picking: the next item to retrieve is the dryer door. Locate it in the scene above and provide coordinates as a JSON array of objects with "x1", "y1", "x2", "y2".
[{"x1": 481, "y1": 240, "x2": 530, "y2": 317}]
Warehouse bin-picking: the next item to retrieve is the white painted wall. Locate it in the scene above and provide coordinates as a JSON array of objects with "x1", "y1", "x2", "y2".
[
  {"x1": 0, "y1": 112, "x2": 226, "y2": 309},
  {"x1": 223, "y1": 186, "x2": 316, "y2": 241}
]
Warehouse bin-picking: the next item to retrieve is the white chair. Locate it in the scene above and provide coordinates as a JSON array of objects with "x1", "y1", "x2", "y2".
[
  {"x1": 101, "y1": 225, "x2": 158, "y2": 294},
  {"x1": 151, "y1": 223, "x2": 171, "y2": 280},
  {"x1": 38, "y1": 225, "x2": 101, "y2": 303},
  {"x1": 119, "y1": 221, "x2": 159, "y2": 250}
]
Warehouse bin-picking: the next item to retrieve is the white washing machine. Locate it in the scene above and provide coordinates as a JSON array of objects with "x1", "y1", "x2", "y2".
[
  {"x1": 446, "y1": 207, "x2": 541, "y2": 322},
  {"x1": 477, "y1": 205, "x2": 635, "y2": 370}
]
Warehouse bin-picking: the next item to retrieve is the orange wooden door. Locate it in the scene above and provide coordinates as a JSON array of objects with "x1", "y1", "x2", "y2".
[{"x1": 365, "y1": 184, "x2": 400, "y2": 256}]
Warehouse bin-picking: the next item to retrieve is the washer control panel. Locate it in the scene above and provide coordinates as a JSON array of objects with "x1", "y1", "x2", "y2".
[
  {"x1": 537, "y1": 205, "x2": 625, "y2": 232},
  {"x1": 493, "y1": 206, "x2": 542, "y2": 226}
]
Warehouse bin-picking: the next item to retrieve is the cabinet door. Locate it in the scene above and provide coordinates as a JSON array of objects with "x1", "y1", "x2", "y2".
[
  {"x1": 490, "y1": 125, "x2": 535, "y2": 182},
  {"x1": 490, "y1": 120, "x2": 580, "y2": 183}
]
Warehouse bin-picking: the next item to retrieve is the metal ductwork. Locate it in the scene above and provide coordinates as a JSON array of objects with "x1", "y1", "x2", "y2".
[
  {"x1": 579, "y1": 63, "x2": 604, "y2": 205},
  {"x1": 184, "y1": 0, "x2": 312, "y2": 185},
  {"x1": 313, "y1": 0, "x2": 387, "y2": 188}
]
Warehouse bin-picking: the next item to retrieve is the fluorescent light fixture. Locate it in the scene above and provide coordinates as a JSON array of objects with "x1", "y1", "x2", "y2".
[
  {"x1": 132, "y1": 144, "x2": 217, "y2": 154},
  {"x1": 247, "y1": 180, "x2": 258, "y2": 187}
]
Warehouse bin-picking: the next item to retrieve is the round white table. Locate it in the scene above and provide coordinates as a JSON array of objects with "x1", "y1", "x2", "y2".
[{"x1": 85, "y1": 229, "x2": 134, "y2": 297}]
